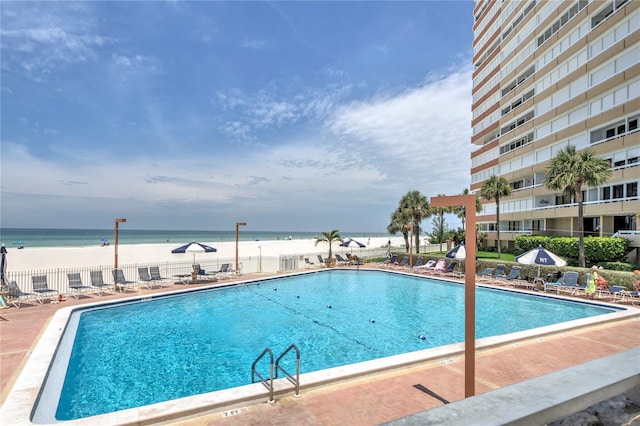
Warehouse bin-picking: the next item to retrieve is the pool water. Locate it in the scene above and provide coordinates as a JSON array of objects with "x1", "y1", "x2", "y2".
[{"x1": 54, "y1": 270, "x2": 613, "y2": 420}]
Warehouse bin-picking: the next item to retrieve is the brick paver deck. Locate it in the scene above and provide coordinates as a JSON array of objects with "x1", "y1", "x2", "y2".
[{"x1": 1, "y1": 269, "x2": 638, "y2": 425}]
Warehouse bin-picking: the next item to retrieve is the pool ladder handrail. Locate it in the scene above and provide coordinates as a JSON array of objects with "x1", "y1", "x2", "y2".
[
  {"x1": 276, "y1": 344, "x2": 300, "y2": 397},
  {"x1": 251, "y1": 344, "x2": 301, "y2": 403},
  {"x1": 251, "y1": 348, "x2": 275, "y2": 403}
]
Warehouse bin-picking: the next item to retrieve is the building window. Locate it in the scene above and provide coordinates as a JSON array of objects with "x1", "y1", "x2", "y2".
[
  {"x1": 590, "y1": 114, "x2": 639, "y2": 144},
  {"x1": 591, "y1": 0, "x2": 628, "y2": 28},
  {"x1": 612, "y1": 184, "x2": 624, "y2": 199},
  {"x1": 532, "y1": 220, "x2": 544, "y2": 231},
  {"x1": 501, "y1": 66, "x2": 535, "y2": 97},
  {"x1": 501, "y1": 111, "x2": 535, "y2": 136},
  {"x1": 627, "y1": 182, "x2": 638, "y2": 198},
  {"x1": 501, "y1": 89, "x2": 535, "y2": 116},
  {"x1": 538, "y1": 0, "x2": 588, "y2": 46},
  {"x1": 602, "y1": 187, "x2": 611, "y2": 200}
]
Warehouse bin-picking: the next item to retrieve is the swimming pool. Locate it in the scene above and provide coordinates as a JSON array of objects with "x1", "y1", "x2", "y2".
[{"x1": 27, "y1": 269, "x2": 622, "y2": 423}]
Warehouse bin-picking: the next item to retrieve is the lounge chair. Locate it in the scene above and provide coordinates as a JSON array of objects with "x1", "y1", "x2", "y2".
[
  {"x1": 31, "y1": 275, "x2": 59, "y2": 303},
  {"x1": 502, "y1": 266, "x2": 530, "y2": 288},
  {"x1": 560, "y1": 274, "x2": 587, "y2": 296},
  {"x1": 304, "y1": 257, "x2": 315, "y2": 268},
  {"x1": 90, "y1": 270, "x2": 113, "y2": 295},
  {"x1": 138, "y1": 267, "x2": 157, "y2": 290},
  {"x1": 412, "y1": 257, "x2": 424, "y2": 268},
  {"x1": 317, "y1": 255, "x2": 327, "y2": 267},
  {"x1": 346, "y1": 253, "x2": 363, "y2": 265},
  {"x1": 335, "y1": 254, "x2": 349, "y2": 265},
  {"x1": 426, "y1": 259, "x2": 447, "y2": 275},
  {"x1": 597, "y1": 285, "x2": 626, "y2": 301},
  {"x1": 475, "y1": 268, "x2": 496, "y2": 283},
  {"x1": 217, "y1": 263, "x2": 233, "y2": 278},
  {"x1": 435, "y1": 261, "x2": 457, "y2": 276},
  {"x1": 545, "y1": 271, "x2": 578, "y2": 293},
  {"x1": 67, "y1": 273, "x2": 94, "y2": 299},
  {"x1": 393, "y1": 256, "x2": 409, "y2": 269},
  {"x1": 112, "y1": 269, "x2": 138, "y2": 292},
  {"x1": 493, "y1": 264, "x2": 507, "y2": 281},
  {"x1": 384, "y1": 254, "x2": 397, "y2": 267},
  {"x1": 6, "y1": 281, "x2": 37, "y2": 308},
  {"x1": 149, "y1": 266, "x2": 171, "y2": 287},
  {"x1": 415, "y1": 259, "x2": 436, "y2": 271}
]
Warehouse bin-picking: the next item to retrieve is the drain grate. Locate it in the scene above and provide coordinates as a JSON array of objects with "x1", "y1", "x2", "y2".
[{"x1": 413, "y1": 384, "x2": 450, "y2": 404}]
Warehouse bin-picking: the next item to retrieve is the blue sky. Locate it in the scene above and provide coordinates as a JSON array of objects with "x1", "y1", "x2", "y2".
[{"x1": 1, "y1": 1, "x2": 474, "y2": 233}]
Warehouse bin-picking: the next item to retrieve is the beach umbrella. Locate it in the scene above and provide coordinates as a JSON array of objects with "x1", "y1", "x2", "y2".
[
  {"x1": 340, "y1": 238, "x2": 366, "y2": 248},
  {"x1": 515, "y1": 245, "x2": 566, "y2": 276},
  {"x1": 340, "y1": 238, "x2": 366, "y2": 254},
  {"x1": 445, "y1": 243, "x2": 466, "y2": 260},
  {"x1": 1, "y1": 244, "x2": 7, "y2": 287},
  {"x1": 171, "y1": 242, "x2": 217, "y2": 264}
]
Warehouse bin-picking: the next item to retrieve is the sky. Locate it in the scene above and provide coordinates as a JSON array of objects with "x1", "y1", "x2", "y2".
[{"x1": 1, "y1": 1, "x2": 474, "y2": 234}]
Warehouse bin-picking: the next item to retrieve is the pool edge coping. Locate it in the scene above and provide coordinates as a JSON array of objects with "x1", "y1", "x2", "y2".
[{"x1": 2, "y1": 269, "x2": 639, "y2": 425}]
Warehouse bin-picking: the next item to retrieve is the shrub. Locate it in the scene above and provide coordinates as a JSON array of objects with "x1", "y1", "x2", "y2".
[{"x1": 514, "y1": 235, "x2": 630, "y2": 264}]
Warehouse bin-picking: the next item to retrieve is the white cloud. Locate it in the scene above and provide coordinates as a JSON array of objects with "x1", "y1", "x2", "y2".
[{"x1": 1, "y1": 63, "x2": 473, "y2": 230}]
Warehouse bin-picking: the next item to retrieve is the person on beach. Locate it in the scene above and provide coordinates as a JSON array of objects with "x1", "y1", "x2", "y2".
[{"x1": 585, "y1": 265, "x2": 599, "y2": 299}]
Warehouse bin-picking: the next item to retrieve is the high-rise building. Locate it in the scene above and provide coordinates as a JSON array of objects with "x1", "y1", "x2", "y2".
[{"x1": 471, "y1": 0, "x2": 639, "y2": 250}]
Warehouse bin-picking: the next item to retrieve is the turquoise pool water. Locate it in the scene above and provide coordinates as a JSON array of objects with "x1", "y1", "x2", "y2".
[{"x1": 52, "y1": 270, "x2": 614, "y2": 420}]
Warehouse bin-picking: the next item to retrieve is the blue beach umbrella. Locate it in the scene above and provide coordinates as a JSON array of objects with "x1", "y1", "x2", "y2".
[
  {"x1": 515, "y1": 245, "x2": 566, "y2": 276},
  {"x1": 171, "y1": 242, "x2": 217, "y2": 264},
  {"x1": 445, "y1": 244, "x2": 466, "y2": 260},
  {"x1": 340, "y1": 238, "x2": 366, "y2": 254},
  {"x1": 340, "y1": 238, "x2": 366, "y2": 248}
]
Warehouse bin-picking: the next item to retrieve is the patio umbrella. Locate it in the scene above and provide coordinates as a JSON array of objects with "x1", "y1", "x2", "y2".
[
  {"x1": 340, "y1": 238, "x2": 366, "y2": 248},
  {"x1": 515, "y1": 245, "x2": 566, "y2": 276},
  {"x1": 1, "y1": 244, "x2": 7, "y2": 287},
  {"x1": 340, "y1": 238, "x2": 366, "y2": 254},
  {"x1": 445, "y1": 243, "x2": 466, "y2": 260},
  {"x1": 171, "y1": 242, "x2": 217, "y2": 264}
]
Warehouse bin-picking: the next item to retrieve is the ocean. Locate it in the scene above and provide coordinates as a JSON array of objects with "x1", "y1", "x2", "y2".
[{"x1": 0, "y1": 228, "x2": 390, "y2": 248}]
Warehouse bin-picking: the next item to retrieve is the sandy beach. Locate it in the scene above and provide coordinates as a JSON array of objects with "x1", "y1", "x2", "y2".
[{"x1": 5, "y1": 236, "x2": 407, "y2": 272}]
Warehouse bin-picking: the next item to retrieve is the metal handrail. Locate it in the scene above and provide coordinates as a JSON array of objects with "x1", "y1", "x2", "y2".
[
  {"x1": 251, "y1": 348, "x2": 274, "y2": 403},
  {"x1": 275, "y1": 344, "x2": 301, "y2": 397}
]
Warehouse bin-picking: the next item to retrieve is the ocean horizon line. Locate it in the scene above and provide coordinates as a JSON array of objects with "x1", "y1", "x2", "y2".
[{"x1": 0, "y1": 228, "x2": 393, "y2": 249}]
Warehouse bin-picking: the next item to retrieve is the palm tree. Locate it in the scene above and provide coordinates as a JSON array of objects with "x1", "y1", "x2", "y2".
[
  {"x1": 432, "y1": 193, "x2": 453, "y2": 252},
  {"x1": 480, "y1": 175, "x2": 512, "y2": 259},
  {"x1": 544, "y1": 145, "x2": 612, "y2": 267},
  {"x1": 453, "y1": 188, "x2": 483, "y2": 230},
  {"x1": 315, "y1": 230, "x2": 343, "y2": 262},
  {"x1": 387, "y1": 209, "x2": 411, "y2": 252},
  {"x1": 397, "y1": 191, "x2": 431, "y2": 253}
]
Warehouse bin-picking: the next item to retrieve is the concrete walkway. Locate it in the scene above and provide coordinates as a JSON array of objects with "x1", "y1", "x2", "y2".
[{"x1": 1, "y1": 269, "x2": 639, "y2": 425}]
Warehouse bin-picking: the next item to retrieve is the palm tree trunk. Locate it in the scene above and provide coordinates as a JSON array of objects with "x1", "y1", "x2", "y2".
[
  {"x1": 576, "y1": 188, "x2": 585, "y2": 267},
  {"x1": 496, "y1": 197, "x2": 502, "y2": 259},
  {"x1": 414, "y1": 223, "x2": 421, "y2": 254},
  {"x1": 403, "y1": 231, "x2": 409, "y2": 252}
]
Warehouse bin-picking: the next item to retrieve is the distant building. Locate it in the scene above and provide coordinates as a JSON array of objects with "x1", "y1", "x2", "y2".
[{"x1": 471, "y1": 0, "x2": 639, "y2": 249}]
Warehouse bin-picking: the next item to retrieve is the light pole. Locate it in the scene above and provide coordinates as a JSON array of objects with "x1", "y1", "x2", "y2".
[
  {"x1": 258, "y1": 245, "x2": 262, "y2": 273},
  {"x1": 235, "y1": 222, "x2": 246, "y2": 274},
  {"x1": 431, "y1": 194, "x2": 477, "y2": 398},
  {"x1": 114, "y1": 218, "x2": 127, "y2": 290},
  {"x1": 404, "y1": 224, "x2": 413, "y2": 267}
]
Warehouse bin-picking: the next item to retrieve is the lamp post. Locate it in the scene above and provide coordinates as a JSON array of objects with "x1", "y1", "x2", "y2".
[
  {"x1": 404, "y1": 224, "x2": 413, "y2": 267},
  {"x1": 431, "y1": 194, "x2": 477, "y2": 398},
  {"x1": 235, "y1": 222, "x2": 246, "y2": 274},
  {"x1": 258, "y1": 245, "x2": 262, "y2": 273},
  {"x1": 114, "y1": 218, "x2": 127, "y2": 291}
]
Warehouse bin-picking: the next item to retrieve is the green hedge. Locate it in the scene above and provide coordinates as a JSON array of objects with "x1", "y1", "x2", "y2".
[{"x1": 515, "y1": 235, "x2": 630, "y2": 265}]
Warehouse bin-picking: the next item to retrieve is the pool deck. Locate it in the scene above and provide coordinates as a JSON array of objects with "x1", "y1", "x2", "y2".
[{"x1": 1, "y1": 267, "x2": 639, "y2": 425}]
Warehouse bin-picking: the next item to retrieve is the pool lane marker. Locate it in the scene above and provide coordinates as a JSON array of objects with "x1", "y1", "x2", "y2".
[{"x1": 413, "y1": 384, "x2": 450, "y2": 404}]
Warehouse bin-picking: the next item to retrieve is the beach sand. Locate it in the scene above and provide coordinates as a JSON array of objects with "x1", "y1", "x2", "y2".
[{"x1": 5, "y1": 236, "x2": 406, "y2": 272}]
